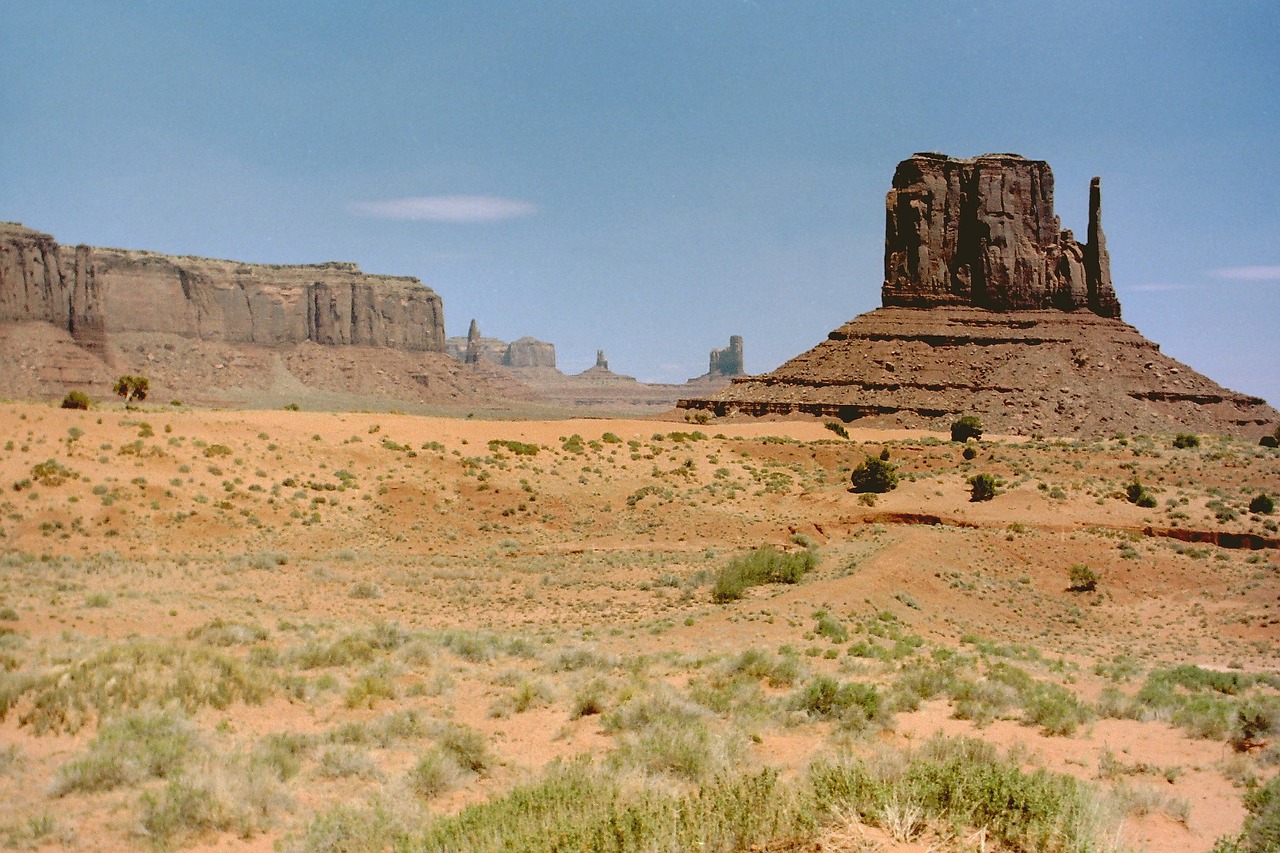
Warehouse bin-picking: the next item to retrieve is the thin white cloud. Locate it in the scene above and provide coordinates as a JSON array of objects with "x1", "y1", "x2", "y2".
[
  {"x1": 351, "y1": 195, "x2": 537, "y2": 222},
  {"x1": 1209, "y1": 265, "x2": 1280, "y2": 282},
  {"x1": 1129, "y1": 282, "x2": 1193, "y2": 292}
]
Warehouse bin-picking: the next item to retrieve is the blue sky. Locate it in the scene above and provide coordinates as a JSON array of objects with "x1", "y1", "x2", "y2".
[{"x1": 3, "y1": 2, "x2": 1278, "y2": 405}]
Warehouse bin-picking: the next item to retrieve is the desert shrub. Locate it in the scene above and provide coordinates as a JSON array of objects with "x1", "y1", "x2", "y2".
[
  {"x1": 139, "y1": 762, "x2": 286, "y2": 847},
  {"x1": 344, "y1": 673, "x2": 397, "y2": 709},
  {"x1": 1021, "y1": 682, "x2": 1092, "y2": 736},
  {"x1": 408, "y1": 748, "x2": 463, "y2": 800},
  {"x1": 850, "y1": 457, "x2": 898, "y2": 493},
  {"x1": 570, "y1": 679, "x2": 610, "y2": 719},
  {"x1": 948, "y1": 678, "x2": 1018, "y2": 726},
  {"x1": 318, "y1": 745, "x2": 382, "y2": 779},
  {"x1": 187, "y1": 619, "x2": 269, "y2": 646},
  {"x1": 608, "y1": 714, "x2": 736, "y2": 782},
  {"x1": 51, "y1": 708, "x2": 196, "y2": 795},
  {"x1": 1261, "y1": 435, "x2": 1279, "y2": 448},
  {"x1": 434, "y1": 722, "x2": 491, "y2": 774},
  {"x1": 31, "y1": 459, "x2": 73, "y2": 487},
  {"x1": 1068, "y1": 564, "x2": 1098, "y2": 592},
  {"x1": 1172, "y1": 433, "x2": 1200, "y2": 448},
  {"x1": 415, "y1": 761, "x2": 805, "y2": 853},
  {"x1": 488, "y1": 439, "x2": 539, "y2": 456},
  {"x1": 823, "y1": 421, "x2": 849, "y2": 439},
  {"x1": 813, "y1": 610, "x2": 848, "y2": 643},
  {"x1": 1214, "y1": 773, "x2": 1280, "y2": 852},
  {"x1": 712, "y1": 546, "x2": 816, "y2": 602},
  {"x1": 810, "y1": 735, "x2": 1103, "y2": 853},
  {"x1": 1231, "y1": 701, "x2": 1279, "y2": 752},
  {"x1": 792, "y1": 676, "x2": 886, "y2": 731},
  {"x1": 967, "y1": 473, "x2": 998, "y2": 502},
  {"x1": 60, "y1": 390, "x2": 91, "y2": 410},
  {"x1": 1126, "y1": 481, "x2": 1158, "y2": 508},
  {"x1": 724, "y1": 648, "x2": 802, "y2": 687},
  {"x1": 203, "y1": 443, "x2": 233, "y2": 458},
  {"x1": 253, "y1": 732, "x2": 312, "y2": 781},
  {"x1": 9, "y1": 640, "x2": 272, "y2": 734},
  {"x1": 962, "y1": 445, "x2": 977, "y2": 460},
  {"x1": 950, "y1": 415, "x2": 983, "y2": 442},
  {"x1": 1249, "y1": 494, "x2": 1275, "y2": 515}
]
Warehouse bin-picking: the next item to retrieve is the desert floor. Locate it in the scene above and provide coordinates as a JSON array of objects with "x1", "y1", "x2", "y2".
[{"x1": 0, "y1": 401, "x2": 1277, "y2": 851}]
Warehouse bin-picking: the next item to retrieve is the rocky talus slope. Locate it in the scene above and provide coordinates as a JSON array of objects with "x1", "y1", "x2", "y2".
[{"x1": 682, "y1": 153, "x2": 1276, "y2": 437}]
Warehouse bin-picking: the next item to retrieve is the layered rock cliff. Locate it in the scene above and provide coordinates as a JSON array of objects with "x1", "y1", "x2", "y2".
[
  {"x1": 0, "y1": 223, "x2": 106, "y2": 353},
  {"x1": 682, "y1": 153, "x2": 1276, "y2": 437},
  {"x1": 0, "y1": 223, "x2": 445, "y2": 353},
  {"x1": 882, "y1": 153, "x2": 1120, "y2": 317}
]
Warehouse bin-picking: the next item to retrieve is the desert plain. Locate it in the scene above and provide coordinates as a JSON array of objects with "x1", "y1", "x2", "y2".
[{"x1": 0, "y1": 401, "x2": 1277, "y2": 852}]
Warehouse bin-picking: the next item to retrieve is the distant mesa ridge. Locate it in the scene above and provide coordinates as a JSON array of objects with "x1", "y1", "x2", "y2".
[
  {"x1": 0, "y1": 222, "x2": 446, "y2": 353},
  {"x1": 681, "y1": 153, "x2": 1277, "y2": 437}
]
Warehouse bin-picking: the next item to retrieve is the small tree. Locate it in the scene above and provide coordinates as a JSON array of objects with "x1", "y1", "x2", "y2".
[
  {"x1": 1068, "y1": 564, "x2": 1098, "y2": 592},
  {"x1": 951, "y1": 415, "x2": 983, "y2": 443},
  {"x1": 1126, "y1": 481, "x2": 1157, "y2": 508},
  {"x1": 113, "y1": 375, "x2": 150, "y2": 409},
  {"x1": 850, "y1": 457, "x2": 898, "y2": 494},
  {"x1": 61, "y1": 390, "x2": 91, "y2": 410},
  {"x1": 1250, "y1": 494, "x2": 1276, "y2": 515},
  {"x1": 962, "y1": 446, "x2": 977, "y2": 460},
  {"x1": 967, "y1": 472, "x2": 998, "y2": 502},
  {"x1": 1172, "y1": 433, "x2": 1200, "y2": 449}
]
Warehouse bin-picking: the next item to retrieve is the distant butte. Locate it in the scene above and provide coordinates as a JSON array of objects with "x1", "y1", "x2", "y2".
[{"x1": 681, "y1": 153, "x2": 1277, "y2": 437}]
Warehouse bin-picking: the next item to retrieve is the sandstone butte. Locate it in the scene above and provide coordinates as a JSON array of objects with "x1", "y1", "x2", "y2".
[
  {"x1": 681, "y1": 152, "x2": 1279, "y2": 438},
  {"x1": 0, "y1": 221, "x2": 536, "y2": 407}
]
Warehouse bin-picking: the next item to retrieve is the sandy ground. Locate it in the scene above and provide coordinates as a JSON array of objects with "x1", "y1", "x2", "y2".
[{"x1": 0, "y1": 400, "x2": 1276, "y2": 851}]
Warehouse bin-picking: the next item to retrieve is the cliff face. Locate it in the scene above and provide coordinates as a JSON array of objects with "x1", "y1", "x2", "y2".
[
  {"x1": 0, "y1": 223, "x2": 445, "y2": 352},
  {"x1": 0, "y1": 223, "x2": 107, "y2": 353},
  {"x1": 882, "y1": 153, "x2": 1120, "y2": 318}
]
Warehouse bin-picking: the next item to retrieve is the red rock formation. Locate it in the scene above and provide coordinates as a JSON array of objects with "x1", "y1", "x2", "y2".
[
  {"x1": 0, "y1": 223, "x2": 445, "y2": 353},
  {"x1": 882, "y1": 153, "x2": 1120, "y2": 317},
  {"x1": 681, "y1": 153, "x2": 1277, "y2": 437},
  {"x1": 0, "y1": 223, "x2": 106, "y2": 354}
]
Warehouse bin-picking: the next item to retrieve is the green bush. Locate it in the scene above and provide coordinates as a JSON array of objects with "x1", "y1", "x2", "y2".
[
  {"x1": 950, "y1": 415, "x2": 983, "y2": 442},
  {"x1": 850, "y1": 457, "x2": 898, "y2": 493},
  {"x1": 967, "y1": 473, "x2": 998, "y2": 502},
  {"x1": 824, "y1": 421, "x2": 849, "y2": 439},
  {"x1": 1068, "y1": 564, "x2": 1097, "y2": 592},
  {"x1": 1249, "y1": 494, "x2": 1275, "y2": 515},
  {"x1": 1126, "y1": 481, "x2": 1158, "y2": 508},
  {"x1": 1172, "y1": 433, "x2": 1200, "y2": 449},
  {"x1": 792, "y1": 676, "x2": 886, "y2": 731},
  {"x1": 1261, "y1": 435, "x2": 1279, "y2": 448},
  {"x1": 712, "y1": 547, "x2": 817, "y2": 603},
  {"x1": 810, "y1": 735, "x2": 1103, "y2": 853},
  {"x1": 60, "y1": 390, "x2": 91, "y2": 410},
  {"x1": 962, "y1": 445, "x2": 977, "y2": 460}
]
